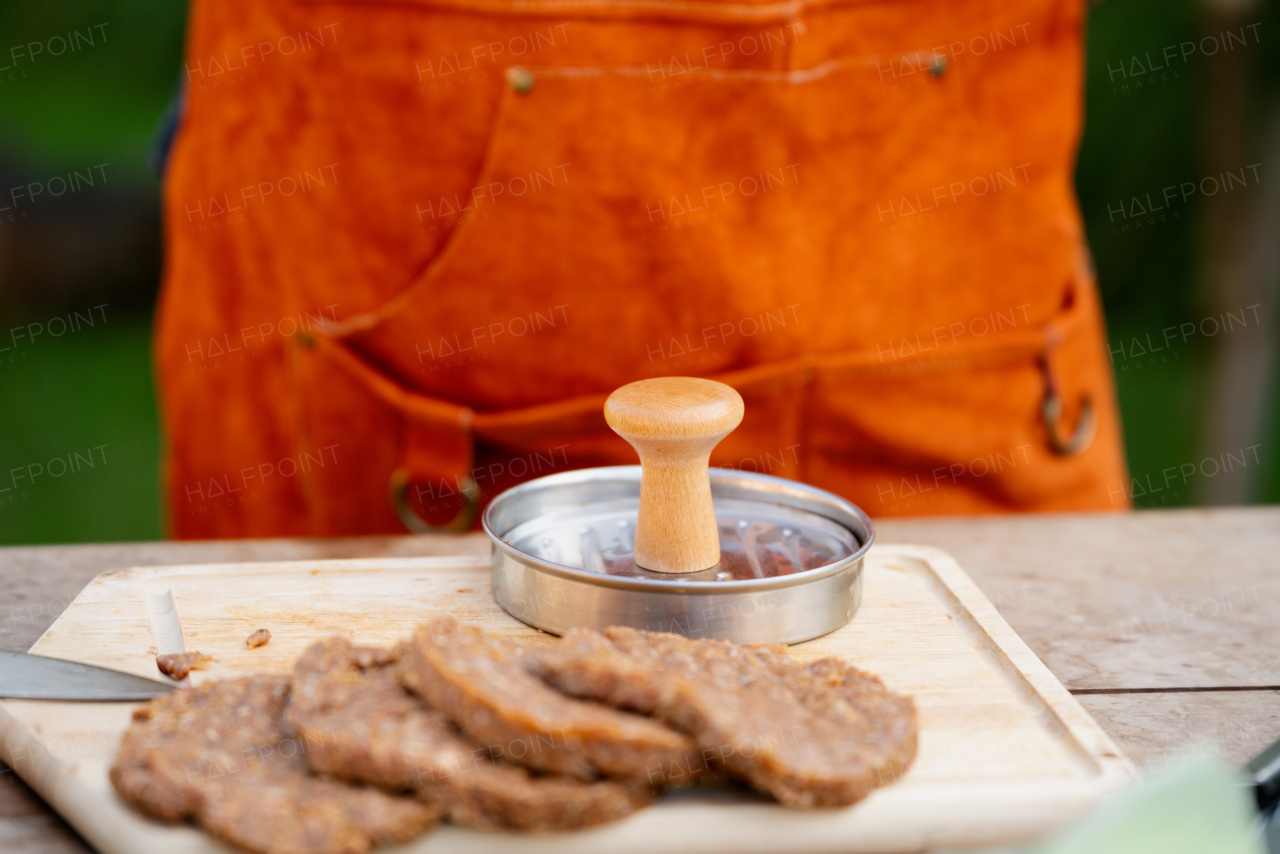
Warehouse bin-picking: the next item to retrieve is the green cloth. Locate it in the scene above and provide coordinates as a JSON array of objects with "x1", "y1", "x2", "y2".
[{"x1": 978, "y1": 757, "x2": 1264, "y2": 854}]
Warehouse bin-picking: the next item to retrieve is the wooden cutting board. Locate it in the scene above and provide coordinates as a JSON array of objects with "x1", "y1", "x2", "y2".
[{"x1": 0, "y1": 545, "x2": 1132, "y2": 854}]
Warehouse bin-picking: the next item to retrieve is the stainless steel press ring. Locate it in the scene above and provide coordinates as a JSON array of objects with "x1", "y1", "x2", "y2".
[
  {"x1": 484, "y1": 465, "x2": 874, "y2": 644},
  {"x1": 482, "y1": 376, "x2": 874, "y2": 644}
]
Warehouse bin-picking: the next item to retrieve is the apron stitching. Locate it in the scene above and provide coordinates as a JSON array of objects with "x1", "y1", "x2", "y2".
[
  {"x1": 508, "y1": 49, "x2": 944, "y2": 83},
  {"x1": 298, "y1": 0, "x2": 879, "y2": 25},
  {"x1": 311, "y1": 302, "x2": 1075, "y2": 436}
]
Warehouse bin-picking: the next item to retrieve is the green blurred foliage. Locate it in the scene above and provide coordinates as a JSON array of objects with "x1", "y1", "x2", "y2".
[
  {"x1": 1077, "y1": 0, "x2": 1203, "y2": 507},
  {"x1": 0, "y1": 0, "x2": 182, "y2": 543},
  {"x1": 1077, "y1": 0, "x2": 1201, "y2": 329},
  {"x1": 0, "y1": 315, "x2": 161, "y2": 542},
  {"x1": 0, "y1": 0, "x2": 186, "y2": 182},
  {"x1": 1077, "y1": 0, "x2": 1280, "y2": 506}
]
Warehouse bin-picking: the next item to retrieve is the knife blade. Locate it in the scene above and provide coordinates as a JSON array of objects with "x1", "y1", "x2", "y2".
[{"x1": 0, "y1": 650, "x2": 176, "y2": 701}]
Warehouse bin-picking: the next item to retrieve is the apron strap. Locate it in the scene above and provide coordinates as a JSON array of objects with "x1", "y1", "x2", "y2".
[
  {"x1": 313, "y1": 274, "x2": 1094, "y2": 529},
  {"x1": 309, "y1": 334, "x2": 480, "y2": 531}
]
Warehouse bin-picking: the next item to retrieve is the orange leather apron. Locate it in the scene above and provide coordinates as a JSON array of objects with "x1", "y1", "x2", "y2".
[{"x1": 157, "y1": 0, "x2": 1129, "y2": 537}]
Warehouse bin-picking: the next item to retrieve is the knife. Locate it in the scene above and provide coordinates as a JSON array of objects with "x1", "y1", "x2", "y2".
[
  {"x1": 1247, "y1": 734, "x2": 1280, "y2": 853},
  {"x1": 0, "y1": 650, "x2": 176, "y2": 701}
]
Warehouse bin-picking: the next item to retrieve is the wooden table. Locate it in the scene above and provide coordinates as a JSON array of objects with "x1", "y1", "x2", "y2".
[{"x1": 2, "y1": 507, "x2": 1277, "y2": 853}]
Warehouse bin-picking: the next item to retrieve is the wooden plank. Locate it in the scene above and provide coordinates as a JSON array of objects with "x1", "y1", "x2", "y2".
[
  {"x1": 1076, "y1": 690, "x2": 1280, "y2": 770},
  {"x1": 0, "y1": 547, "x2": 1131, "y2": 854},
  {"x1": 3, "y1": 507, "x2": 1277, "y2": 850},
  {"x1": 0, "y1": 764, "x2": 88, "y2": 854},
  {"x1": 876, "y1": 507, "x2": 1280, "y2": 691},
  {"x1": 0, "y1": 535, "x2": 491, "y2": 653},
  {"x1": 7, "y1": 508, "x2": 1278, "y2": 693}
]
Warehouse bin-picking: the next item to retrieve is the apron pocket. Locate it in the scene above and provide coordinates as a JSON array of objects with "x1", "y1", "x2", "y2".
[
  {"x1": 808, "y1": 275, "x2": 1126, "y2": 515},
  {"x1": 330, "y1": 50, "x2": 1076, "y2": 410}
]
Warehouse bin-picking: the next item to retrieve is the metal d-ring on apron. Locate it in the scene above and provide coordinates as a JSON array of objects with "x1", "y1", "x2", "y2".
[
  {"x1": 297, "y1": 329, "x2": 481, "y2": 534},
  {"x1": 390, "y1": 468, "x2": 480, "y2": 533},
  {"x1": 1038, "y1": 354, "x2": 1096, "y2": 456}
]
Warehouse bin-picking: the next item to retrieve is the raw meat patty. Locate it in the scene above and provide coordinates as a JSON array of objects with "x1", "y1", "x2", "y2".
[
  {"x1": 287, "y1": 637, "x2": 649, "y2": 831},
  {"x1": 399, "y1": 617, "x2": 705, "y2": 784},
  {"x1": 536, "y1": 626, "x2": 918, "y2": 807},
  {"x1": 110, "y1": 675, "x2": 437, "y2": 854}
]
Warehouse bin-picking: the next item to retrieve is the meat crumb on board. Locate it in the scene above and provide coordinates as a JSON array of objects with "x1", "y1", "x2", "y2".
[
  {"x1": 246, "y1": 629, "x2": 272, "y2": 648},
  {"x1": 156, "y1": 652, "x2": 213, "y2": 680}
]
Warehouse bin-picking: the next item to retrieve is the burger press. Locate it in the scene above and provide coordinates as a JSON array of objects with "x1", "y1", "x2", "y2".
[{"x1": 483, "y1": 377, "x2": 874, "y2": 644}]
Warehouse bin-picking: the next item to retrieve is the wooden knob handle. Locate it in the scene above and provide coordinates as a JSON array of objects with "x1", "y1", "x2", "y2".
[{"x1": 604, "y1": 377, "x2": 745, "y2": 573}]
